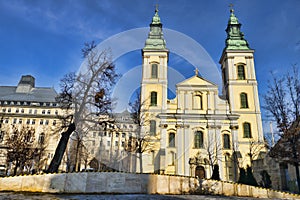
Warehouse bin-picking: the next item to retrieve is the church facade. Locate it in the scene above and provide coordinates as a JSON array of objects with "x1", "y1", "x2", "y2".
[{"x1": 139, "y1": 8, "x2": 265, "y2": 182}]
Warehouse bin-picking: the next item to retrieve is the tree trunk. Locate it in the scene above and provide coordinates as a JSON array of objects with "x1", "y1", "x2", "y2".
[
  {"x1": 139, "y1": 152, "x2": 143, "y2": 173},
  {"x1": 75, "y1": 139, "x2": 81, "y2": 172},
  {"x1": 46, "y1": 123, "x2": 76, "y2": 173},
  {"x1": 294, "y1": 162, "x2": 300, "y2": 193}
]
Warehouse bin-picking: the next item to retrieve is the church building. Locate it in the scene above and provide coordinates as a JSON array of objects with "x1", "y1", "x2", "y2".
[{"x1": 139, "y1": 8, "x2": 265, "y2": 182}]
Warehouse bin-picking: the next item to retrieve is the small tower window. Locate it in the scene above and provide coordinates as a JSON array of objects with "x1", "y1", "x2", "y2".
[
  {"x1": 223, "y1": 134, "x2": 231, "y2": 149},
  {"x1": 169, "y1": 133, "x2": 175, "y2": 147},
  {"x1": 151, "y1": 63, "x2": 158, "y2": 78},
  {"x1": 240, "y1": 93, "x2": 249, "y2": 108},
  {"x1": 243, "y1": 122, "x2": 252, "y2": 138},
  {"x1": 150, "y1": 91, "x2": 157, "y2": 106},
  {"x1": 237, "y1": 65, "x2": 245, "y2": 80},
  {"x1": 194, "y1": 131, "x2": 204, "y2": 148}
]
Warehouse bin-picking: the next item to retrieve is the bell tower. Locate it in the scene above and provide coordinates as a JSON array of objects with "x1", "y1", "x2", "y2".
[
  {"x1": 141, "y1": 7, "x2": 169, "y2": 112},
  {"x1": 219, "y1": 9, "x2": 264, "y2": 144}
]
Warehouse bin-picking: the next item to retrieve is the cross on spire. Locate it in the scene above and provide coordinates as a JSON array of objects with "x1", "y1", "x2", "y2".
[
  {"x1": 229, "y1": 3, "x2": 234, "y2": 13},
  {"x1": 194, "y1": 68, "x2": 199, "y2": 76}
]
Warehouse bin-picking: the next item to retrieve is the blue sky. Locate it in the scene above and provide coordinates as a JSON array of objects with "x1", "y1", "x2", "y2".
[{"x1": 0, "y1": 0, "x2": 299, "y2": 133}]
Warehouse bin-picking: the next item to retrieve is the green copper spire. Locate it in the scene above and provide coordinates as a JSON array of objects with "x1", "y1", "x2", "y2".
[
  {"x1": 143, "y1": 7, "x2": 167, "y2": 50},
  {"x1": 224, "y1": 9, "x2": 250, "y2": 50}
]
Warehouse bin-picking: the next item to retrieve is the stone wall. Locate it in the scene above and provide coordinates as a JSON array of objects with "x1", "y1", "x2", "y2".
[
  {"x1": 0, "y1": 172, "x2": 299, "y2": 199},
  {"x1": 198, "y1": 179, "x2": 299, "y2": 199},
  {"x1": 0, "y1": 172, "x2": 198, "y2": 194}
]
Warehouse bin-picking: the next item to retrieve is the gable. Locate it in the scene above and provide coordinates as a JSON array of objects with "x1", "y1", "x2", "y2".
[{"x1": 176, "y1": 75, "x2": 217, "y2": 87}]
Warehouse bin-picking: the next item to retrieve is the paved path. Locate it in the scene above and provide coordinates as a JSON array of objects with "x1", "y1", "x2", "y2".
[{"x1": 0, "y1": 193, "x2": 272, "y2": 200}]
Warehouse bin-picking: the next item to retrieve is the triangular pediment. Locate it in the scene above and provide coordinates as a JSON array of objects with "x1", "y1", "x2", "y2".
[{"x1": 176, "y1": 75, "x2": 217, "y2": 87}]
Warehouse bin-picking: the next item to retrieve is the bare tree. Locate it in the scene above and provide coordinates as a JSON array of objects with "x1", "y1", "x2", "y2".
[
  {"x1": 4, "y1": 125, "x2": 46, "y2": 175},
  {"x1": 203, "y1": 136, "x2": 222, "y2": 173},
  {"x1": 47, "y1": 42, "x2": 118, "y2": 173},
  {"x1": 246, "y1": 139, "x2": 266, "y2": 167},
  {"x1": 264, "y1": 65, "x2": 300, "y2": 193},
  {"x1": 127, "y1": 92, "x2": 156, "y2": 173}
]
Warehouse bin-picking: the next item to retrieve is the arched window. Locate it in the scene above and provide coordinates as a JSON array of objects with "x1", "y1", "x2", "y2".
[
  {"x1": 150, "y1": 91, "x2": 157, "y2": 106},
  {"x1": 193, "y1": 94, "x2": 203, "y2": 110},
  {"x1": 240, "y1": 93, "x2": 249, "y2": 108},
  {"x1": 169, "y1": 133, "x2": 175, "y2": 147},
  {"x1": 150, "y1": 120, "x2": 156, "y2": 135},
  {"x1": 223, "y1": 134, "x2": 230, "y2": 149},
  {"x1": 243, "y1": 122, "x2": 252, "y2": 138},
  {"x1": 237, "y1": 65, "x2": 245, "y2": 80},
  {"x1": 151, "y1": 63, "x2": 158, "y2": 78},
  {"x1": 194, "y1": 131, "x2": 204, "y2": 148}
]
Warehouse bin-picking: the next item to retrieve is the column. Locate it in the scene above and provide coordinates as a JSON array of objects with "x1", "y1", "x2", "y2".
[
  {"x1": 184, "y1": 125, "x2": 190, "y2": 176},
  {"x1": 176, "y1": 127, "x2": 184, "y2": 175}
]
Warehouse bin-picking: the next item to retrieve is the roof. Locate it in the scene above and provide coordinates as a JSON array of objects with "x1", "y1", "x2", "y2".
[{"x1": 0, "y1": 86, "x2": 58, "y2": 103}]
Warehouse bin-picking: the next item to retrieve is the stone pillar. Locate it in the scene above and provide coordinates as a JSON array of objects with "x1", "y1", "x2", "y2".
[
  {"x1": 184, "y1": 125, "x2": 190, "y2": 176},
  {"x1": 176, "y1": 126, "x2": 184, "y2": 175}
]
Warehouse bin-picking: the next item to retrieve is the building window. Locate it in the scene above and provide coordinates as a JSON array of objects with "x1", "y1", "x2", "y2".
[
  {"x1": 16, "y1": 108, "x2": 19, "y2": 113},
  {"x1": 170, "y1": 151, "x2": 176, "y2": 165},
  {"x1": 194, "y1": 131, "x2": 204, "y2": 148},
  {"x1": 193, "y1": 93, "x2": 203, "y2": 110},
  {"x1": 29, "y1": 109, "x2": 32, "y2": 114},
  {"x1": 42, "y1": 110, "x2": 45, "y2": 114},
  {"x1": 53, "y1": 120, "x2": 56, "y2": 126},
  {"x1": 169, "y1": 133, "x2": 175, "y2": 147},
  {"x1": 21, "y1": 109, "x2": 24, "y2": 113},
  {"x1": 55, "y1": 110, "x2": 58, "y2": 115},
  {"x1": 38, "y1": 133, "x2": 45, "y2": 144},
  {"x1": 13, "y1": 118, "x2": 17, "y2": 124},
  {"x1": 40, "y1": 119, "x2": 44, "y2": 125},
  {"x1": 8, "y1": 108, "x2": 11, "y2": 113},
  {"x1": 47, "y1": 110, "x2": 51, "y2": 114},
  {"x1": 243, "y1": 122, "x2": 252, "y2": 138},
  {"x1": 32, "y1": 119, "x2": 36, "y2": 125},
  {"x1": 223, "y1": 134, "x2": 231, "y2": 149},
  {"x1": 0, "y1": 131, "x2": 4, "y2": 143},
  {"x1": 45, "y1": 120, "x2": 49, "y2": 125},
  {"x1": 150, "y1": 120, "x2": 156, "y2": 135},
  {"x1": 18, "y1": 119, "x2": 22, "y2": 124},
  {"x1": 237, "y1": 64, "x2": 245, "y2": 80},
  {"x1": 151, "y1": 63, "x2": 158, "y2": 78},
  {"x1": 150, "y1": 91, "x2": 157, "y2": 106},
  {"x1": 240, "y1": 93, "x2": 249, "y2": 108},
  {"x1": 26, "y1": 119, "x2": 30, "y2": 124},
  {"x1": 115, "y1": 141, "x2": 118, "y2": 146},
  {"x1": 122, "y1": 133, "x2": 126, "y2": 138},
  {"x1": 107, "y1": 141, "x2": 110, "y2": 146}
]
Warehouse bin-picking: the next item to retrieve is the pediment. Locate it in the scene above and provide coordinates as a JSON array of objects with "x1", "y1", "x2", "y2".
[{"x1": 176, "y1": 75, "x2": 217, "y2": 87}]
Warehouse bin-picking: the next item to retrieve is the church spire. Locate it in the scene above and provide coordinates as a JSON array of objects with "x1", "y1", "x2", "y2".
[
  {"x1": 224, "y1": 8, "x2": 250, "y2": 50},
  {"x1": 143, "y1": 6, "x2": 167, "y2": 50}
]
